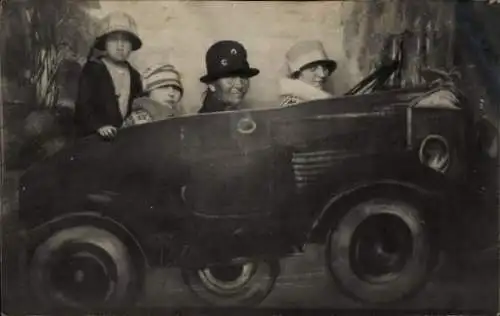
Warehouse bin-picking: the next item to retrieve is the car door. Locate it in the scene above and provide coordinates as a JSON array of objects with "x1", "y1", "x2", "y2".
[{"x1": 180, "y1": 109, "x2": 292, "y2": 218}]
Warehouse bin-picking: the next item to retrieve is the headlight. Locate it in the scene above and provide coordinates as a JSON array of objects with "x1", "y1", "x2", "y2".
[{"x1": 418, "y1": 135, "x2": 450, "y2": 173}]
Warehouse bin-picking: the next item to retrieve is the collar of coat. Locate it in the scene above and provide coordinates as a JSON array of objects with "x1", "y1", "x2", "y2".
[
  {"x1": 132, "y1": 97, "x2": 182, "y2": 119},
  {"x1": 200, "y1": 92, "x2": 248, "y2": 113},
  {"x1": 279, "y1": 78, "x2": 333, "y2": 102},
  {"x1": 88, "y1": 55, "x2": 135, "y2": 72}
]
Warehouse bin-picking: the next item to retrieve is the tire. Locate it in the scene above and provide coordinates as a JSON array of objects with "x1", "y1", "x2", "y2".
[
  {"x1": 182, "y1": 259, "x2": 279, "y2": 306},
  {"x1": 29, "y1": 226, "x2": 140, "y2": 309},
  {"x1": 326, "y1": 198, "x2": 431, "y2": 304}
]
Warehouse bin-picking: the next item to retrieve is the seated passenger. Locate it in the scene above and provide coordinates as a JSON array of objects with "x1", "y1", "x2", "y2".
[
  {"x1": 280, "y1": 40, "x2": 337, "y2": 107},
  {"x1": 124, "y1": 64, "x2": 184, "y2": 127},
  {"x1": 198, "y1": 40, "x2": 259, "y2": 113}
]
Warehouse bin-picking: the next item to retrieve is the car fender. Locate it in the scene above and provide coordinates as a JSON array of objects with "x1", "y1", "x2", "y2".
[
  {"x1": 307, "y1": 167, "x2": 457, "y2": 244},
  {"x1": 22, "y1": 212, "x2": 150, "y2": 273}
]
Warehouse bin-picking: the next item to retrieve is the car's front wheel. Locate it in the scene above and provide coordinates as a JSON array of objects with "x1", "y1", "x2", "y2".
[
  {"x1": 182, "y1": 259, "x2": 279, "y2": 306},
  {"x1": 29, "y1": 226, "x2": 140, "y2": 309},
  {"x1": 326, "y1": 197, "x2": 431, "y2": 304}
]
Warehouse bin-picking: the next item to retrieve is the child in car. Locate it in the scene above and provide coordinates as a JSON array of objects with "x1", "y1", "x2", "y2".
[
  {"x1": 74, "y1": 11, "x2": 143, "y2": 139},
  {"x1": 123, "y1": 63, "x2": 184, "y2": 127}
]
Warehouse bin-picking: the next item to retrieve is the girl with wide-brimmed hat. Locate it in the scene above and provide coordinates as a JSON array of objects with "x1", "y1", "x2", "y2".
[{"x1": 74, "y1": 11, "x2": 143, "y2": 139}]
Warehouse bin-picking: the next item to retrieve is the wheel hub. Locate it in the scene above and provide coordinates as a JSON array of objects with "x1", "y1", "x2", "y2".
[
  {"x1": 50, "y1": 249, "x2": 115, "y2": 305},
  {"x1": 209, "y1": 265, "x2": 244, "y2": 282},
  {"x1": 350, "y1": 214, "x2": 413, "y2": 283},
  {"x1": 199, "y1": 263, "x2": 255, "y2": 293},
  {"x1": 74, "y1": 270, "x2": 85, "y2": 283}
]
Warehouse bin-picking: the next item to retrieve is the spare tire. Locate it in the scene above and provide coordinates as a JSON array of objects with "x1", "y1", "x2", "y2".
[
  {"x1": 326, "y1": 197, "x2": 431, "y2": 303},
  {"x1": 182, "y1": 259, "x2": 279, "y2": 306},
  {"x1": 29, "y1": 226, "x2": 140, "y2": 309}
]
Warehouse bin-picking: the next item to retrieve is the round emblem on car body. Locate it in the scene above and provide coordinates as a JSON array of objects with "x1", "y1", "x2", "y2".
[{"x1": 237, "y1": 117, "x2": 257, "y2": 135}]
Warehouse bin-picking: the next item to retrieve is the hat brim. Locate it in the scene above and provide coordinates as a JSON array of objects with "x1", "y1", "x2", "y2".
[
  {"x1": 200, "y1": 68, "x2": 260, "y2": 84},
  {"x1": 94, "y1": 31, "x2": 142, "y2": 51},
  {"x1": 296, "y1": 59, "x2": 337, "y2": 76},
  {"x1": 144, "y1": 80, "x2": 183, "y2": 95}
]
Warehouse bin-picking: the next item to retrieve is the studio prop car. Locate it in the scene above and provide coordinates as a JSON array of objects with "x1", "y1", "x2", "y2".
[{"x1": 17, "y1": 36, "x2": 484, "y2": 309}]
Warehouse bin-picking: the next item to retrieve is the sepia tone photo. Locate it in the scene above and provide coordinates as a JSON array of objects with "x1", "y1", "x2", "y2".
[{"x1": 0, "y1": 0, "x2": 498, "y2": 314}]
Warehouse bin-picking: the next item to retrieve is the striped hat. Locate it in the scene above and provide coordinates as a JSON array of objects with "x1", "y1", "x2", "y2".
[{"x1": 142, "y1": 64, "x2": 183, "y2": 94}]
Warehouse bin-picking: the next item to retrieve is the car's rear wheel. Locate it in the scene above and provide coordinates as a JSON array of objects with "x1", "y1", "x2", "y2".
[
  {"x1": 30, "y1": 226, "x2": 140, "y2": 309},
  {"x1": 326, "y1": 198, "x2": 431, "y2": 304},
  {"x1": 182, "y1": 259, "x2": 279, "y2": 306}
]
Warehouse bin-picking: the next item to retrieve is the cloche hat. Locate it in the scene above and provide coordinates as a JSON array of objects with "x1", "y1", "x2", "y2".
[
  {"x1": 285, "y1": 40, "x2": 337, "y2": 77},
  {"x1": 200, "y1": 40, "x2": 259, "y2": 83},
  {"x1": 94, "y1": 11, "x2": 142, "y2": 51}
]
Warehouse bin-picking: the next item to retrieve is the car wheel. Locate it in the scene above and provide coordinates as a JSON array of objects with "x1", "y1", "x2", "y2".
[
  {"x1": 182, "y1": 259, "x2": 279, "y2": 306},
  {"x1": 30, "y1": 226, "x2": 140, "y2": 308},
  {"x1": 326, "y1": 198, "x2": 431, "y2": 304}
]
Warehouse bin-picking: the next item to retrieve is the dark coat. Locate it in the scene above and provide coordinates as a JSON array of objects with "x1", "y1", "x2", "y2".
[
  {"x1": 198, "y1": 92, "x2": 225, "y2": 114},
  {"x1": 74, "y1": 57, "x2": 143, "y2": 137},
  {"x1": 198, "y1": 92, "x2": 248, "y2": 114}
]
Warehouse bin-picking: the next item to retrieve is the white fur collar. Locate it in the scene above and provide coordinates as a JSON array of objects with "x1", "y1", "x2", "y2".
[{"x1": 279, "y1": 78, "x2": 333, "y2": 101}]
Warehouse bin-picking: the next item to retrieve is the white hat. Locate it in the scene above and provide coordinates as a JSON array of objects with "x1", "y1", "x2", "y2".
[
  {"x1": 95, "y1": 12, "x2": 142, "y2": 51},
  {"x1": 142, "y1": 64, "x2": 183, "y2": 94},
  {"x1": 285, "y1": 40, "x2": 337, "y2": 76}
]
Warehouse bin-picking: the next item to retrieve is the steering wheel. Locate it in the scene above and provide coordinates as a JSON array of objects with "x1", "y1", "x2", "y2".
[{"x1": 344, "y1": 59, "x2": 401, "y2": 96}]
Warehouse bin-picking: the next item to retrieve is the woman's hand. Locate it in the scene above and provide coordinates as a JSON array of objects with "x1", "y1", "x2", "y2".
[{"x1": 97, "y1": 125, "x2": 117, "y2": 139}]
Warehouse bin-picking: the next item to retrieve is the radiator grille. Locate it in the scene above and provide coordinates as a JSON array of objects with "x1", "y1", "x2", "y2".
[{"x1": 291, "y1": 149, "x2": 356, "y2": 189}]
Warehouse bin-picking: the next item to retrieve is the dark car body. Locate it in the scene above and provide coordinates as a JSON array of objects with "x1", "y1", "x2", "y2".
[{"x1": 18, "y1": 83, "x2": 467, "y2": 269}]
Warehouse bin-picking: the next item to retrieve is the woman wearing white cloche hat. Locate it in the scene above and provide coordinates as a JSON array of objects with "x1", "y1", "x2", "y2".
[{"x1": 280, "y1": 40, "x2": 337, "y2": 107}]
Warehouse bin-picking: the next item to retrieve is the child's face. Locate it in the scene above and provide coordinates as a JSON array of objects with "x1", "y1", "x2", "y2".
[
  {"x1": 150, "y1": 86, "x2": 182, "y2": 108},
  {"x1": 105, "y1": 32, "x2": 132, "y2": 62}
]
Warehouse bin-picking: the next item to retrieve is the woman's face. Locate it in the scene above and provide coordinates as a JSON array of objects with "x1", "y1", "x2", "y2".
[
  {"x1": 150, "y1": 86, "x2": 182, "y2": 108},
  {"x1": 297, "y1": 64, "x2": 330, "y2": 89},
  {"x1": 105, "y1": 32, "x2": 132, "y2": 62},
  {"x1": 210, "y1": 76, "x2": 250, "y2": 108}
]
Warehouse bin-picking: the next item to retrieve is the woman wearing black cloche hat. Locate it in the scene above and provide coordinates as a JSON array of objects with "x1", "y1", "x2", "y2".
[{"x1": 198, "y1": 40, "x2": 260, "y2": 113}]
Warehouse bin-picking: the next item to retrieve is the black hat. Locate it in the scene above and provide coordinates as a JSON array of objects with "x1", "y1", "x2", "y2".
[{"x1": 200, "y1": 40, "x2": 260, "y2": 83}]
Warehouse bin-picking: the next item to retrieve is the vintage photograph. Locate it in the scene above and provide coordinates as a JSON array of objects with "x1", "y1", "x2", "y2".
[{"x1": 0, "y1": 0, "x2": 498, "y2": 314}]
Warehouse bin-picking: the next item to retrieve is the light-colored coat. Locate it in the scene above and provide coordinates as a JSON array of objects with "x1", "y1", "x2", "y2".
[{"x1": 279, "y1": 78, "x2": 333, "y2": 107}]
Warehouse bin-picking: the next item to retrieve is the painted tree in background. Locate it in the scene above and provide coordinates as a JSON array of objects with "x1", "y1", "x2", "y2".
[
  {"x1": 2, "y1": 0, "x2": 100, "y2": 107},
  {"x1": 1, "y1": 1, "x2": 101, "y2": 305},
  {"x1": 340, "y1": 0, "x2": 455, "y2": 89},
  {"x1": 1, "y1": 0, "x2": 100, "y2": 169}
]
